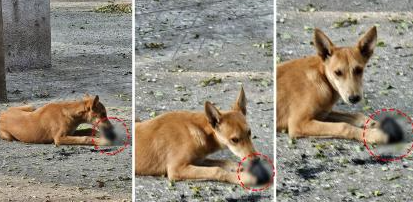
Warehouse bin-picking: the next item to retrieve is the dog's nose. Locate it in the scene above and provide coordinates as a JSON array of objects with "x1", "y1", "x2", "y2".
[{"x1": 348, "y1": 95, "x2": 361, "y2": 104}]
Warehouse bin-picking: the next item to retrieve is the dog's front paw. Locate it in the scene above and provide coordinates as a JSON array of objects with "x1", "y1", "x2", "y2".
[
  {"x1": 225, "y1": 161, "x2": 240, "y2": 172},
  {"x1": 356, "y1": 113, "x2": 379, "y2": 128},
  {"x1": 95, "y1": 138, "x2": 112, "y2": 146},
  {"x1": 239, "y1": 172, "x2": 257, "y2": 186},
  {"x1": 363, "y1": 128, "x2": 389, "y2": 144},
  {"x1": 365, "y1": 118, "x2": 380, "y2": 129}
]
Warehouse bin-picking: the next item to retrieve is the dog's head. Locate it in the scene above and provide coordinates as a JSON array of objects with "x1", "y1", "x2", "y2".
[
  {"x1": 314, "y1": 26, "x2": 377, "y2": 104},
  {"x1": 84, "y1": 94, "x2": 116, "y2": 141},
  {"x1": 204, "y1": 87, "x2": 257, "y2": 159}
]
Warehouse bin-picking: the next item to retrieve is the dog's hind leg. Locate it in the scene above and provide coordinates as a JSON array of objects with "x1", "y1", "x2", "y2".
[
  {"x1": 323, "y1": 111, "x2": 378, "y2": 128},
  {"x1": 8, "y1": 105, "x2": 36, "y2": 112},
  {"x1": 167, "y1": 164, "x2": 257, "y2": 185},
  {"x1": 0, "y1": 130, "x2": 15, "y2": 141}
]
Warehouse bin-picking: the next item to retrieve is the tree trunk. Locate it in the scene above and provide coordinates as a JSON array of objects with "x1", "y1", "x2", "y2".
[{"x1": 0, "y1": 1, "x2": 7, "y2": 102}]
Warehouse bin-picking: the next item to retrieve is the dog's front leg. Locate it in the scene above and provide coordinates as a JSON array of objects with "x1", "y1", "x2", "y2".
[
  {"x1": 324, "y1": 111, "x2": 378, "y2": 128},
  {"x1": 167, "y1": 164, "x2": 256, "y2": 185},
  {"x1": 196, "y1": 159, "x2": 239, "y2": 172},
  {"x1": 54, "y1": 135, "x2": 111, "y2": 146},
  {"x1": 289, "y1": 118, "x2": 388, "y2": 144}
]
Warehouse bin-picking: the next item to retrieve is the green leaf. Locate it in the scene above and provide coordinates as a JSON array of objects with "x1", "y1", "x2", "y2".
[
  {"x1": 382, "y1": 174, "x2": 402, "y2": 181},
  {"x1": 200, "y1": 76, "x2": 222, "y2": 87},
  {"x1": 304, "y1": 26, "x2": 314, "y2": 32},
  {"x1": 174, "y1": 85, "x2": 186, "y2": 91},
  {"x1": 276, "y1": 55, "x2": 282, "y2": 63},
  {"x1": 93, "y1": 3, "x2": 132, "y2": 13},
  {"x1": 281, "y1": 33, "x2": 292, "y2": 40},
  {"x1": 363, "y1": 105, "x2": 372, "y2": 111},
  {"x1": 333, "y1": 16, "x2": 358, "y2": 28},
  {"x1": 377, "y1": 41, "x2": 386, "y2": 47},
  {"x1": 149, "y1": 111, "x2": 157, "y2": 118},
  {"x1": 154, "y1": 91, "x2": 164, "y2": 98},
  {"x1": 144, "y1": 42, "x2": 165, "y2": 49},
  {"x1": 372, "y1": 190, "x2": 383, "y2": 197},
  {"x1": 379, "y1": 90, "x2": 389, "y2": 96},
  {"x1": 298, "y1": 4, "x2": 318, "y2": 12}
]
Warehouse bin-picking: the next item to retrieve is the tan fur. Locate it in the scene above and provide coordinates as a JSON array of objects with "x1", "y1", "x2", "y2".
[
  {"x1": 135, "y1": 88, "x2": 260, "y2": 185},
  {"x1": 0, "y1": 95, "x2": 113, "y2": 146},
  {"x1": 277, "y1": 26, "x2": 389, "y2": 144}
]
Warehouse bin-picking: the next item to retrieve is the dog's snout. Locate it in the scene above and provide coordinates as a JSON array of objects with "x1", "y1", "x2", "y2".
[{"x1": 348, "y1": 95, "x2": 361, "y2": 104}]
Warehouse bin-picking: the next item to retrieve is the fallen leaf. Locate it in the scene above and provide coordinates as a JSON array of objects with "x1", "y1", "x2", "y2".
[
  {"x1": 333, "y1": 16, "x2": 358, "y2": 28},
  {"x1": 200, "y1": 77, "x2": 222, "y2": 87}
]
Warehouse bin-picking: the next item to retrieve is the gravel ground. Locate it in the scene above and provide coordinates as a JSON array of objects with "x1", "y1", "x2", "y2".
[
  {"x1": 277, "y1": 0, "x2": 413, "y2": 201},
  {"x1": 136, "y1": 0, "x2": 273, "y2": 201},
  {"x1": 0, "y1": 1, "x2": 132, "y2": 201}
]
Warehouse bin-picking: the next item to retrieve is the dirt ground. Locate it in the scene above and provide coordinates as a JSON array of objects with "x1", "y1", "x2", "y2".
[
  {"x1": 136, "y1": 0, "x2": 273, "y2": 201},
  {"x1": 0, "y1": 1, "x2": 132, "y2": 201},
  {"x1": 277, "y1": 0, "x2": 413, "y2": 201}
]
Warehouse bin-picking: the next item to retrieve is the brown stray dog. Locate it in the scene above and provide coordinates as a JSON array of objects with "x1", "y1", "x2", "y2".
[
  {"x1": 135, "y1": 88, "x2": 260, "y2": 185},
  {"x1": 0, "y1": 95, "x2": 115, "y2": 146},
  {"x1": 277, "y1": 26, "x2": 389, "y2": 144}
]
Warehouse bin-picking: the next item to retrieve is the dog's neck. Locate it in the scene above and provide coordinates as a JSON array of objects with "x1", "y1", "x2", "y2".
[
  {"x1": 191, "y1": 113, "x2": 226, "y2": 155},
  {"x1": 317, "y1": 59, "x2": 340, "y2": 103}
]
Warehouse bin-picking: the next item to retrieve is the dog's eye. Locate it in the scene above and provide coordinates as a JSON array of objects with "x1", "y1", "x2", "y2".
[
  {"x1": 231, "y1": 138, "x2": 239, "y2": 144},
  {"x1": 354, "y1": 67, "x2": 363, "y2": 75},
  {"x1": 334, "y1": 70, "x2": 343, "y2": 76}
]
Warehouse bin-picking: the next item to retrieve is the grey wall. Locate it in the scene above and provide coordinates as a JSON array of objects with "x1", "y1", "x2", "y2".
[{"x1": 2, "y1": 0, "x2": 51, "y2": 71}]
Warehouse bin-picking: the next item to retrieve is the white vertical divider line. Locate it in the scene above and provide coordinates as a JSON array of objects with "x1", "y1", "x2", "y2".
[
  {"x1": 131, "y1": 0, "x2": 136, "y2": 201},
  {"x1": 273, "y1": 0, "x2": 277, "y2": 201}
]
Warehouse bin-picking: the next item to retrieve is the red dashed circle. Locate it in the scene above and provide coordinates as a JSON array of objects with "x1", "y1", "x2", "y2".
[
  {"x1": 91, "y1": 117, "x2": 131, "y2": 156},
  {"x1": 236, "y1": 152, "x2": 275, "y2": 191},
  {"x1": 362, "y1": 108, "x2": 413, "y2": 161}
]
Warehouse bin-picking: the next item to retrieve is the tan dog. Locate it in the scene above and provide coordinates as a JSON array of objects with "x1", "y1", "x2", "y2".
[
  {"x1": 0, "y1": 95, "x2": 115, "y2": 146},
  {"x1": 277, "y1": 26, "x2": 389, "y2": 144},
  {"x1": 135, "y1": 88, "x2": 260, "y2": 185}
]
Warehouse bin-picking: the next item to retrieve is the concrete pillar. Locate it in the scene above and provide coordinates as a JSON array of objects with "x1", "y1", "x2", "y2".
[
  {"x1": 2, "y1": 0, "x2": 51, "y2": 71},
  {"x1": 0, "y1": 1, "x2": 6, "y2": 101}
]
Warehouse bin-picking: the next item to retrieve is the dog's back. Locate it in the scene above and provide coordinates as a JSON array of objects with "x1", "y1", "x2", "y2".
[
  {"x1": 135, "y1": 111, "x2": 219, "y2": 176},
  {"x1": 0, "y1": 103, "x2": 66, "y2": 143}
]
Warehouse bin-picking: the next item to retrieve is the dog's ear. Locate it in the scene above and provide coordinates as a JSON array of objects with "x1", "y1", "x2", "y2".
[
  {"x1": 205, "y1": 101, "x2": 221, "y2": 128},
  {"x1": 232, "y1": 86, "x2": 247, "y2": 116},
  {"x1": 357, "y1": 26, "x2": 377, "y2": 60},
  {"x1": 314, "y1": 28, "x2": 335, "y2": 60},
  {"x1": 92, "y1": 95, "x2": 100, "y2": 111}
]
